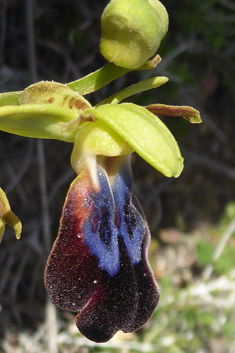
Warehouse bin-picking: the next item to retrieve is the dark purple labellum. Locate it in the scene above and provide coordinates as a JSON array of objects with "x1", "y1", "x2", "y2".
[{"x1": 44, "y1": 156, "x2": 159, "y2": 342}]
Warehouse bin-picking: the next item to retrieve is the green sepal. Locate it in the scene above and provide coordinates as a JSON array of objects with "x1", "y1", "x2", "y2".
[
  {"x1": 84, "y1": 103, "x2": 184, "y2": 177},
  {"x1": 0, "y1": 104, "x2": 78, "y2": 142},
  {"x1": 0, "y1": 91, "x2": 22, "y2": 106}
]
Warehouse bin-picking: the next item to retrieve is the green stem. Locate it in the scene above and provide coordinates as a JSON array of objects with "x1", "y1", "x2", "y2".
[
  {"x1": 66, "y1": 63, "x2": 130, "y2": 96},
  {"x1": 66, "y1": 55, "x2": 162, "y2": 96}
]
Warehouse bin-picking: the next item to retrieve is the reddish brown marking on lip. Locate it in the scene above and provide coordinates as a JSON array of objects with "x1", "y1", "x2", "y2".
[{"x1": 63, "y1": 95, "x2": 69, "y2": 105}]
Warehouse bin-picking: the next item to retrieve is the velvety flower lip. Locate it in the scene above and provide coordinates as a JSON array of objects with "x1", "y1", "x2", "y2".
[{"x1": 44, "y1": 155, "x2": 159, "y2": 342}]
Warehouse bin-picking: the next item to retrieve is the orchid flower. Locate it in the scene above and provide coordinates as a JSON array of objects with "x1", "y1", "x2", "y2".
[
  {"x1": 0, "y1": 0, "x2": 201, "y2": 343},
  {"x1": 0, "y1": 78, "x2": 200, "y2": 342}
]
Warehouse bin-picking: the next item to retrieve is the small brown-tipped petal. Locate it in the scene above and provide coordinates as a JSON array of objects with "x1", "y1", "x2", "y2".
[{"x1": 146, "y1": 103, "x2": 202, "y2": 124}]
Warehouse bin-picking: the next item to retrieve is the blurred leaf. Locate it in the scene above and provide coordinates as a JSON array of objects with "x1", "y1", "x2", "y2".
[
  {"x1": 214, "y1": 246, "x2": 235, "y2": 274},
  {"x1": 196, "y1": 239, "x2": 214, "y2": 265}
]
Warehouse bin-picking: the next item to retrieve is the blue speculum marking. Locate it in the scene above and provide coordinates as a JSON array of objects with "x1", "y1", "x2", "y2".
[
  {"x1": 82, "y1": 165, "x2": 120, "y2": 277},
  {"x1": 112, "y1": 162, "x2": 145, "y2": 266},
  {"x1": 82, "y1": 158, "x2": 145, "y2": 277}
]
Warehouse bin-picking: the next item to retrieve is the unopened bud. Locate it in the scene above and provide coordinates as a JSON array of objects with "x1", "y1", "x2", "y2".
[{"x1": 100, "y1": 0, "x2": 169, "y2": 69}]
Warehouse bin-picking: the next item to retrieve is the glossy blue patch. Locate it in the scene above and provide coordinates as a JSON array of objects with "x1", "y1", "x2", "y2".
[
  {"x1": 82, "y1": 159, "x2": 146, "y2": 276},
  {"x1": 82, "y1": 166, "x2": 120, "y2": 277},
  {"x1": 112, "y1": 162, "x2": 146, "y2": 266}
]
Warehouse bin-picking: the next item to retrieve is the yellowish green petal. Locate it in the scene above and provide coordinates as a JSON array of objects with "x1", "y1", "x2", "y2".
[
  {"x1": 0, "y1": 187, "x2": 22, "y2": 243},
  {"x1": 84, "y1": 103, "x2": 184, "y2": 177},
  {"x1": 97, "y1": 76, "x2": 169, "y2": 106}
]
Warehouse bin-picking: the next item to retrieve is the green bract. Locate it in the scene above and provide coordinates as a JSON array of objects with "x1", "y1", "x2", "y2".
[{"x1": 100, "y1": 0, "x2": 168, "y2": 69}]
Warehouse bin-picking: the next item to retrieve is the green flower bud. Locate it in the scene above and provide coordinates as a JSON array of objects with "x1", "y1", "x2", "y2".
[
  {"x1": 100, "y1": 0, "x2": 169, "y2": 69},
  {"x1": 148, "y1": 0, "x2": 169, "y2": 39}
]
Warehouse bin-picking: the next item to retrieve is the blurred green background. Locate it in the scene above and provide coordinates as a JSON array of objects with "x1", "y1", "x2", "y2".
[{"x1": 0, "y1": 0, "x2": 235, "y2": 352}]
